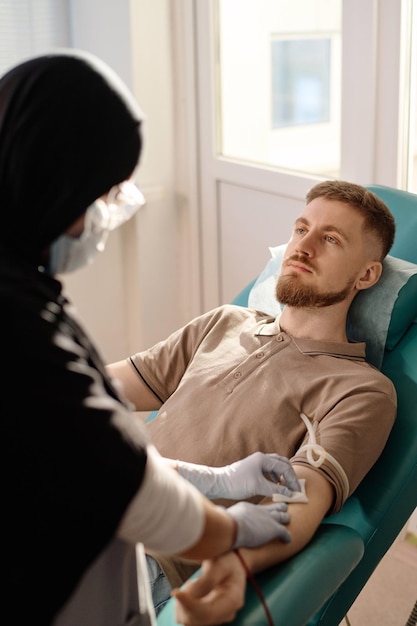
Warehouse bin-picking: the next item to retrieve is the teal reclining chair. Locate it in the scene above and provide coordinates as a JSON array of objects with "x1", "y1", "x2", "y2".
[{"x1": 157, "y1": 185, "x2": 417, "y2": 626}]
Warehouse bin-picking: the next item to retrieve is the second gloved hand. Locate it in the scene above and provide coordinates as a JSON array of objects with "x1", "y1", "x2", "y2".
[
  {"x1": 177, "y1": 451, "x2": 301, "y2": 500},
  {"x1": 227, "y1": 501, "x2": 291, "y2": 548}
]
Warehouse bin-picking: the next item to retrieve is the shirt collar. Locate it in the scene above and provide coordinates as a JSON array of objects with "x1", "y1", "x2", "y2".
[{"x1": 255, "y1": 315, "x2": 367, "y2": 361}]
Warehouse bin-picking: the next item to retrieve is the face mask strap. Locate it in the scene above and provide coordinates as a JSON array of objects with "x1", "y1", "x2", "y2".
[{"x1": 105, "y1": 180, "x2": 146, "y2": 230}]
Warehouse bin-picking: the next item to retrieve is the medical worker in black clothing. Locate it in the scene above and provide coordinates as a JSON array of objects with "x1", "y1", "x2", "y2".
[{"x1": 0, "y1": 50, "x2": 300, "y2": 625}]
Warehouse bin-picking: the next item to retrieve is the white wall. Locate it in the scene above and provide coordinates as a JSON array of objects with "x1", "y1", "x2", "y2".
[{"x1": 63, "y1": 0, "x2": 183, "y2": 362}]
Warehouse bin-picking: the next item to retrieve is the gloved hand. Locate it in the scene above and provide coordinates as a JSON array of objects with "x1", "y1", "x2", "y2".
[
  {"x1": 177, "y1": 451, "x2": 301, "y2": 500},
  {"x1": 227, "y1": 501, "x2": 291, "y2": 548}
]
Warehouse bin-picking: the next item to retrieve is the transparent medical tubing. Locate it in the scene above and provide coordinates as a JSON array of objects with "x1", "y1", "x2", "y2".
[{"x1": 297, "y1": 412, "x2": 350, "y2": 502}]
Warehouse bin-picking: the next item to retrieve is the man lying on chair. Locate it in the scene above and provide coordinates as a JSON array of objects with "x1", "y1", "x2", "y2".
[{"x1": 108, "y1": 180, "x2": 397, "y2": 625}]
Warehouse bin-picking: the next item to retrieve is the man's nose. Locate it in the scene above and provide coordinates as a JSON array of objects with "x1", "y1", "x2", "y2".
[{"x1": 295, "y1": 231, "x2": 317, "y2": 256}]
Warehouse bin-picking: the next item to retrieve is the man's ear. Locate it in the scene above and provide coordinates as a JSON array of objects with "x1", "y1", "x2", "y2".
[{"x1": 356, "y1": 260, "x2": 383, "y2": 292}]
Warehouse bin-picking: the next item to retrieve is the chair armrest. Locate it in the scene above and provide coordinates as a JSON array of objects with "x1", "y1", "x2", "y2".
[{"x1": 157, "y1": 524, "x2": 364, "y2": 626}]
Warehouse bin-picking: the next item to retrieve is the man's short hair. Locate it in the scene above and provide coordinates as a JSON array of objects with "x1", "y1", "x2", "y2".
[{"x1": 306, "y1": 180, "x2": 396, "y2": 260}]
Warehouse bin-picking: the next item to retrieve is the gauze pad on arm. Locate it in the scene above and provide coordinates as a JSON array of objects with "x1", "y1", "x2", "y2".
[{"x1": 272, "y1": 478, "x2": 308, "y2": 504}]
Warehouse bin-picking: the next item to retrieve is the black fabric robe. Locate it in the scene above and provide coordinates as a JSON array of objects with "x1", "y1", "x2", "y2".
[{"x1": 0, "y1": 50, "x2": 148, "y2": 623}]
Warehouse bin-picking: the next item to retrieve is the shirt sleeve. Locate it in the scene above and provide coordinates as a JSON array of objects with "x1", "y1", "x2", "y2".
[
  {"x1": 291, "y1": 385, "x2": 397, "y2": 513},
  {"x1": 129, "y1": 305, "x2": 236, "y2": 403},
  {"x1": 116, "y1": 445, "x2": 205, "y2": 554}
]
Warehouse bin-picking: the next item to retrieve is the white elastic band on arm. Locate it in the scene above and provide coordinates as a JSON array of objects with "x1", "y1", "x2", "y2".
[{"x1": 297, "y1": 412, "x2": 350, "y2": 503}]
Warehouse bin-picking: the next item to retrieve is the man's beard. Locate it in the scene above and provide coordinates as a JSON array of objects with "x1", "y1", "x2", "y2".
[{"x1": 275, "y1": 273, "x2": 355, "y2": 308}]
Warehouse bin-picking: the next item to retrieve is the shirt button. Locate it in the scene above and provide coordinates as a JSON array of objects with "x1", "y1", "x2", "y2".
[
  {"x1": 256, "y1": 352, "x2": 264, "y2": 359},
  {"x1": 277, "y1": 334, "x2": 284, "y2": 342},
  {"x1": 233, "y1": 371, "x2": 242, "y2": 379}
]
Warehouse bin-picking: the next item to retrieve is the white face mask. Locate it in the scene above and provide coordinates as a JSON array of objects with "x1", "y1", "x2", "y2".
[{"x1": 47, "y1": 180, "x2": 145, "y2": 275}]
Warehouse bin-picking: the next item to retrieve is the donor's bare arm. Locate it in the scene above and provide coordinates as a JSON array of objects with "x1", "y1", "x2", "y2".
[{"x1": 173, "y1": 465, "x2": 333, "y2": 626}]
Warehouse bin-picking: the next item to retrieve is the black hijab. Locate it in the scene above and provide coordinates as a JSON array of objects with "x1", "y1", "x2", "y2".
[{"x1": 0, "y1": 49, "x2": 142, "y2": 264}]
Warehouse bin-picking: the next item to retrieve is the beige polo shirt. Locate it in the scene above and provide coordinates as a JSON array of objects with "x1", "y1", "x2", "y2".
[{"x1": 131, "y1": 304, "x2": 397, "y2": 516}]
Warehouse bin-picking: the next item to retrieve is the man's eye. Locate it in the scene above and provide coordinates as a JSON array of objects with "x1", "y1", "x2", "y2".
[{"x1": 326, "y1": 235, "x2": 336, "y2": 243}]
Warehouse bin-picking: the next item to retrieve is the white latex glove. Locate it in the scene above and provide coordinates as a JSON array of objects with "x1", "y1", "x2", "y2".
[
  {"x1": 228, "y1": 501, "x2": 291, "y2": 547},
  {"x1": 177, "y1": 451, "x2": 301, "y2": 500}
]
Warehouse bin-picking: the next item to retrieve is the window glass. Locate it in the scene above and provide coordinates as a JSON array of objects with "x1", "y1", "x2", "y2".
[
  {"x1": 216, "y1": 0, "x2": 342, "y2": 178},
  {"x1": 0, "y1": 0, "x2": 70, "y2": 77},
  {"x1": 271, "y1": 38, "x2": 331, "y2": 128}
]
